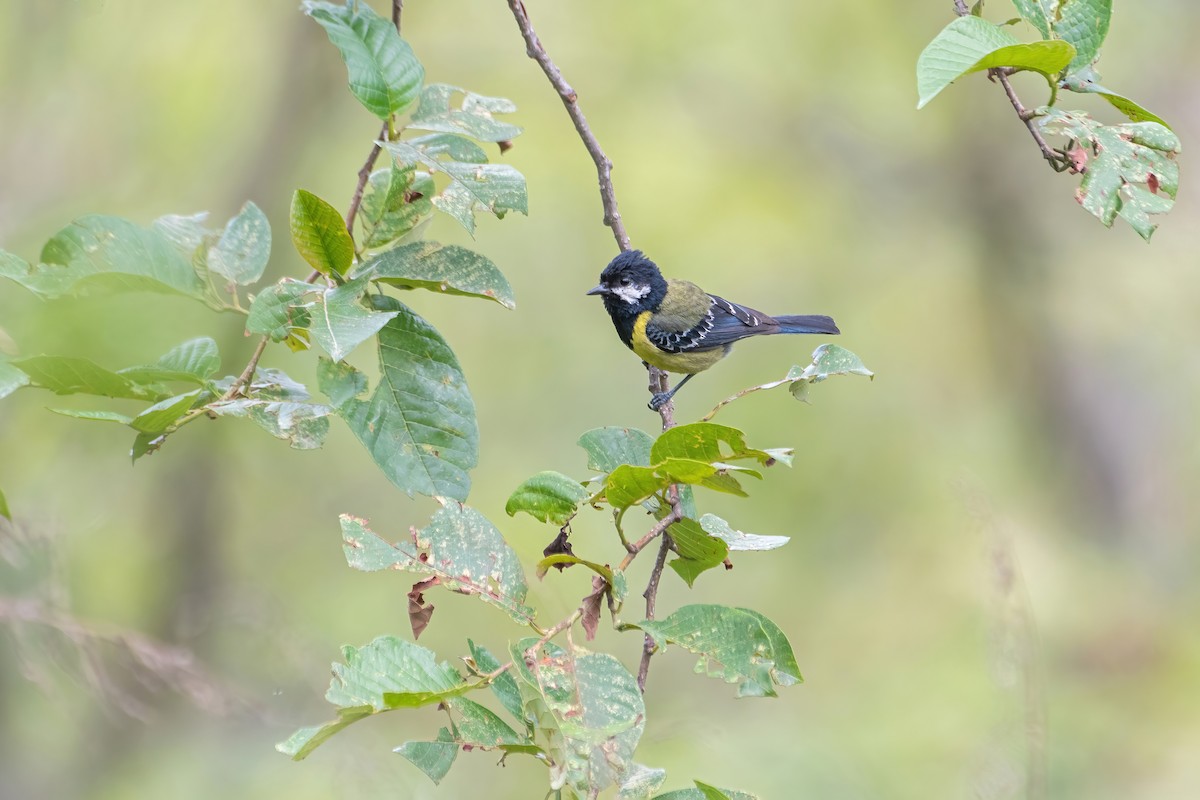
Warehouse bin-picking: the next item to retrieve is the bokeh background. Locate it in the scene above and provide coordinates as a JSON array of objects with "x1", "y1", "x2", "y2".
[{"x1": 2, "y1": 2, "x2": 1198, "y2": 798}]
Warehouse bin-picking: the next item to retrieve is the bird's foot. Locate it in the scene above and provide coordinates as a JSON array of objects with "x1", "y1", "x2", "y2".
[{"x1": 648, "y1": 392, "x2": 672, "y2": 412}]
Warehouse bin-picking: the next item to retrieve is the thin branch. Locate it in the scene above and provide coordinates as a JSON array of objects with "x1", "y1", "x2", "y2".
[
  {"x1": 992, "y1": 69, "x2": 1073, "y2": 172},
  {"x1": 505, "y1": 0, "x2": 631, "y2": 251},
  {"x1": 951, "y1": 2, "x2": 1074, "y2": 173},
  {"x1": 342, "y1": 120, "x2": 391, "y2": 244},
  {"x1": 636, "y1": 533, "x2": 672, "y2": 692},
  {"x1": 617, "y1": 504, "x2": 681, "y2": 572},
  {"x1": 523, "y1": 607, "x2": 584, "y2": 667}
]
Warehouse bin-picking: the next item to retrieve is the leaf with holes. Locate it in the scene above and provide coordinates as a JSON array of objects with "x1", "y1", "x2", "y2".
[
  {"x1": 246, "y1": 279, "x2": 317, "y2": 349},
  {"x1": 359, "y1": 166, "x2": 435, "y2": 250},
  {"x1": 207, "y1": 399, "x2": 332, "y2": 450},
  {"x1": 625, "y1": 604, "x2": 802, "y2": 697},
  {"x1": 356, "y1": 240, "x2": 515, "y2": 309},
  {"x1": 1039, "y1": 109, "x2": 1180, "y2": 240},
  {"x1": 340, "y1": 503, "x2": 532, "y2": 624},
  {"x1": 384, "y1": 140, "x2": 527, "y2": 235},
  {"x1": 510, "y1": 640, "x2": 646, "y2": 796},
  {"x1": 207, "y1": 201, "x2": 271, "y2": 285},
  {"x1": 409, "y1": 84, "x2": 523, "y2": 143}
]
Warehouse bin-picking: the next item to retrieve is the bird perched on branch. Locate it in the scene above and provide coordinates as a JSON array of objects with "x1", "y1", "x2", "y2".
[{"x1": 587, "y1": 250, "x2": 839, "y2": 410}]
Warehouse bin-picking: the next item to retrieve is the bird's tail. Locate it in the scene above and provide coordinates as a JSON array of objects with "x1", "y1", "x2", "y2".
[{"x1": 774, "y1": 314, "x2": 840, "y2": 335}]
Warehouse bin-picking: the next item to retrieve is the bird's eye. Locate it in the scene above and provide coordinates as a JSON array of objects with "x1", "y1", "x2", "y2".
[{"x1": 619, "y1": 276, "x2": 632, "y2": 286}]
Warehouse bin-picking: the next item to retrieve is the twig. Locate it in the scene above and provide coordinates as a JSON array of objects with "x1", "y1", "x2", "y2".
[
  {"x1": 505, "y1": 0, "x2": 631, "y2": 251},
  {"x1": 636, "y1": 533, "x2": 672, "y2": 692},
  {"x1": 992, "y1": 70, "x2": 1073, "y2": 172},
  {"x1": 523, "y1": 607, "x2": 584, "y2": 667},
  {"x1": 952, "y1": 2, "x2": 1074, "y2": 173},
  {"x1": 617, "y1": 504, "x2": 682, "y2": 572}
]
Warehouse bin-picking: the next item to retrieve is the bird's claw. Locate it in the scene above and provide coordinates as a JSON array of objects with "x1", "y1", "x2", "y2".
[{"x1": 648, "y1": 392, "x2": 671, "y2": 412}]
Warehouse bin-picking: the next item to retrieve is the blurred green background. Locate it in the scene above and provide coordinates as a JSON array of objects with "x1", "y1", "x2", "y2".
[{"x1": 2, "y1": 2, "x2": 1198, "y2": 798}]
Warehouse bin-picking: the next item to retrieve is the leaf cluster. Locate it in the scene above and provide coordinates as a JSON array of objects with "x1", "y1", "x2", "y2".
[{"x1": 916, "y1": 0, "x2": 1180, "y2": 239}]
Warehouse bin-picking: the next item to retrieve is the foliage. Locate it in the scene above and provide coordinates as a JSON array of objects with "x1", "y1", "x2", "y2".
[
  {"x1": 916, "y1": 0, "x2": 1180, "y2": 240},
  {"x1": 0, "y1": 0, "x2": 1176, "y2": 798}
]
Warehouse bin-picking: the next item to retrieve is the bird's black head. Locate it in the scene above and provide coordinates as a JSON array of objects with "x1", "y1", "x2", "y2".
[{"x1": 586, "y1": 250, "x2": 668, "y2": 319}]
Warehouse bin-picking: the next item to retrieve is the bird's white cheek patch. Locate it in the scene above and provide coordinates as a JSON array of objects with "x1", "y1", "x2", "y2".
[{"x1": 612, "y1": 283, "x2": 651, "y2": 305}]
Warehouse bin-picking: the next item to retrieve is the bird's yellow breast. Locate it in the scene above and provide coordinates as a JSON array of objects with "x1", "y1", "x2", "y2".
[{"x1": 631, "y1": 311, "x2": 727, "y2": 374}]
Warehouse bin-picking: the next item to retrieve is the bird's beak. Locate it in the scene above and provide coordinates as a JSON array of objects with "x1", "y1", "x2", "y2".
[{"x1": 586, "y1": 284, "x2": 608, "y2": 296}]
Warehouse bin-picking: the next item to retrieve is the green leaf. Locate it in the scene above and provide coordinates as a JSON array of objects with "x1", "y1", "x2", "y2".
[
  {"x1": 246, "y1": 279, "x2": 317, "y2": 346},
  {"x1": 654, "y1": 783, "x2": 757, "y2": 800},
  {"x1": 1060, "y1": 68, "x2": 1170, "y2": 127},
  {"x1": 1012, "y1": 0, "x2": 1051, "y2": 39},
  {"x1": 916, "y1": 16, "x2": 1075, "y2": 108},
  {"x1": 578, "y1": 426, "x2": 654, "y2": 472},
  {"x1": 444, "y1": 696, "x2": 534, "y2": 749},
  {"x1": 317, "y1": 305, "x2": 478, "y2": 500},
  {"x1": 130, "y1": 390, "x2": 202, "y2": 435},
  {"x1": 626, "y1": 605, "x2": 802, "y2": 698},
  {"x1": 207, "y1": 399, "x2": 332, "y2": 450},
  {"x1": 410, "y1": 84, "x2": 523, "y2": 143},
  {"x1": 511, "y1": 641, "x2": 646, "y2": 796},
  {"x1": 1039, "y1": 109, "x2": 1180, "y2": 240},
  {"x1": 207, "y1": 201, "x2": 271, "y2": 285},
  {"x1": 356, "y1": 240, "x2": 516, "y2": 309},
  {"x1": 619, "y1": 764, "x2": 668, "y2": 799},
  {"x1": 118, "y1": 337, "x2": 221, "y2": 385},
  {"x1": 152, "y1": 211, "x2": 211, "y2": 253},
  {"x1": 505, "y1": 471, "x2": 588, "y2": 525},
  {"x1": 651, "y1": 422, "x2": 786, "y2": 469},
  {"x1": 359, "y1": 166, "x2": 434, "y2": 250},
  {"x1": 277, "y1": 635, "x2": 470, "y2": 761},
  {"x1": 0, "y1": 216, "x2": 208, "y2": 301},
  {"x1": 705, "y1": 344, "x2": 873, "y2": 417},
  {"x1": 12, "y1": 356, "x2": 167, "y2": 401},
  {"x1": 407, "y1": 133, "x2": 488, "y2": 163},
  {"x1": 290, "y1": 189, "x2": 354, "y2": 278},
  {"x1": 341, "y1": 504, "x2": 533, "y2": 624},
  {"x1": 1054, "y1": 0, "x2": 1111, "y2": 73},
  {"x1": 309, "y1": 277, "x2": 399, "y2": 362},
  {"x1": 699, "y1": 514, "x2": 789, "y2": 552},
  {"x1": 467, "y1": 640, "x2": 526, "y2": 725},
  {"x1": 0, "y1": 362, "x2": 30, "y2": 400},
  {"x1": 0, "y1": 487, "x2": 9, "y2": 521},
  {"x1": 394, "y1": 735, "x2": 458, "y2": 785},
  {"x1": 603, "y1": 458, "x2": 749, "y2": 510},
  {"x1": 667, "y1": 518, "x2": 729, "y2": 588},
  {"x1": 302, "y1": 0, "x2": 424, "y2": 119},
  {"x1": 384, "y1": 141, "x2": 528, "y2": 235},
  {"x1": 47, "y1": 408, "x2": 134, "y2": 424}
]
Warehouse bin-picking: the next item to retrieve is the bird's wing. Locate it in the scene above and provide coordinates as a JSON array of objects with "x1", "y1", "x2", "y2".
[{"x1": 646, "y1": 293, "x2": 778, "y2": 353}]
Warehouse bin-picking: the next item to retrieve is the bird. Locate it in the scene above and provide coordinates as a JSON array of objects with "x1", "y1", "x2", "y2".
[{"x1": 587, "y1": 250, "x2": 840, "y2": 410}]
